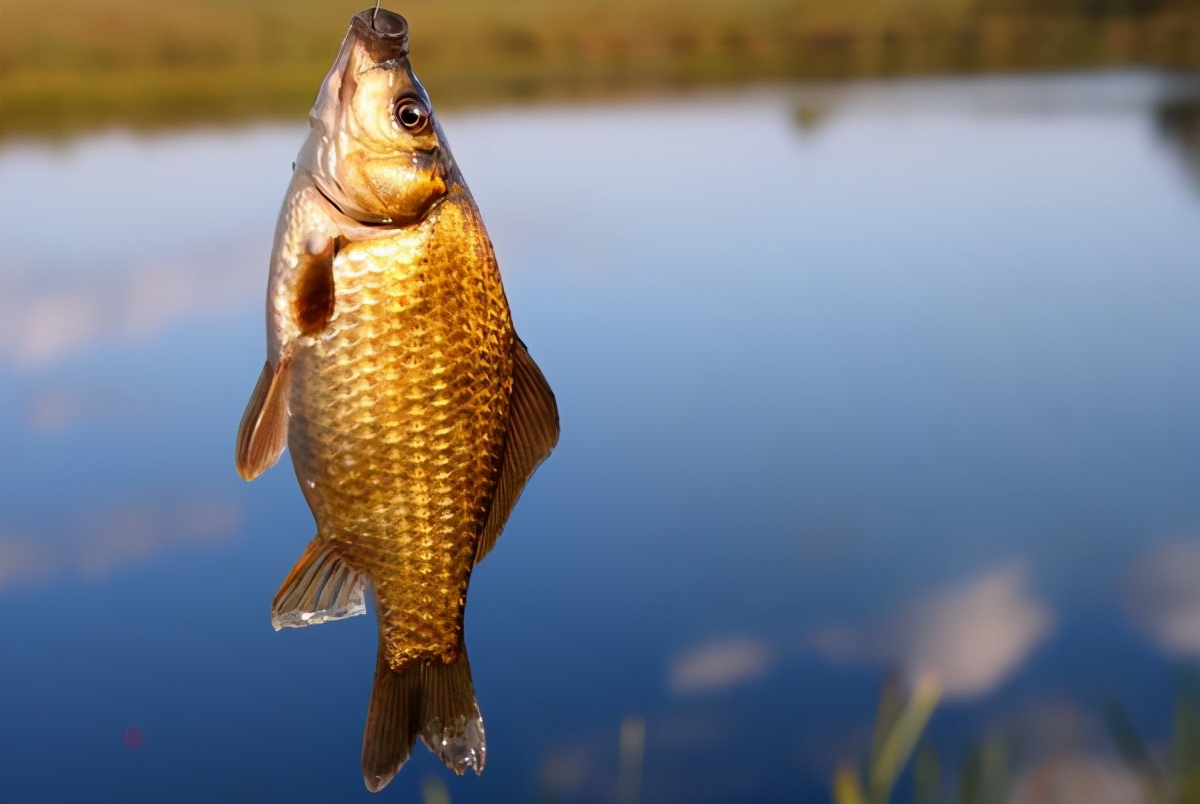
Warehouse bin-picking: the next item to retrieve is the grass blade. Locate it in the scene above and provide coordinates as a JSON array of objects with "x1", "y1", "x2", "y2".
[
  {"x1": 1102, "y1": 700, "x2": 1167, "y2": 804},
  {"x1": 834, "y1": 763, "x2": 868, "y2": 804},
  {"x1": 913, "y1": 741, "x2": 942, "y2": 804},
  {"x1": 1177, "y1": 681, "x2": 1200, "y2": 804},
  {"x1": 869, "y1": 676, "x2": 941, "y2": 804}
]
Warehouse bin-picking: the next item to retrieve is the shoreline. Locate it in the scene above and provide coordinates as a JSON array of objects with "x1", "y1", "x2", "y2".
[{"x1": 2, "y1": 0, "x2": 1198, "y2": 138}]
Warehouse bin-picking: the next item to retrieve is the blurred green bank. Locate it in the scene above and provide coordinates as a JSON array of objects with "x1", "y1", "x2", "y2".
[{"x1": 2, "y1": 0, "x2": 1198, "y2": 138}]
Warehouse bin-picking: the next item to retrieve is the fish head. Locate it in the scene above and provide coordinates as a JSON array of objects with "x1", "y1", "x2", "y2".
[{"x1": 300, "y1": 8, "x2": 450, "y2": 225}]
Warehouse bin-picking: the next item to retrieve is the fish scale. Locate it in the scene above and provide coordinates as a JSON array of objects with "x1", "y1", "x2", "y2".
[{"x1": 289, "y1": 193, "x2": 513, "y2": 666}]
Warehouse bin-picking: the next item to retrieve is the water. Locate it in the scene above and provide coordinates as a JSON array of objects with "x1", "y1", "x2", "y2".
[{"x1": 1, "y1": 72, "x2": 1198, "y2": 803}]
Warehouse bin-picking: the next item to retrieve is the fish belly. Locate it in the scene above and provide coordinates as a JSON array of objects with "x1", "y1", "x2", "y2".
[{"x1": 287, "y1": 200, "x2": 513, "y2": 667}]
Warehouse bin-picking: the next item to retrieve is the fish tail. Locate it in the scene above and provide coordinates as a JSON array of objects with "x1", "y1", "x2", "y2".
[{"x1": 361, "y1": 636, "x2": 485, "y2": 792}]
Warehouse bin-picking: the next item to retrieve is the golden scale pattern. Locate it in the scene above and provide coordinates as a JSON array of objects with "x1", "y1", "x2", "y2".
[{"x1": 288, "y1": 190, "x2": 513, "y2": 669}]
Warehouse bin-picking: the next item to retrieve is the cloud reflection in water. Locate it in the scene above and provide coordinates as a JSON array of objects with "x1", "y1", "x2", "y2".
[
  {"x1": 1007, "y1": 756, "x2": 1146, "y2": 804},
  {"x1": 811, "y1": 563, "x2": 1054, "y2": 699},
  {"x1": 0, "y1": 127, "x2": 294, "y2": 369},
  {"x1": 1126, "y1": 537, "x2": 1200, "y2": 659},
  {"x1": 0, "y1": 498, "x2": 241, "y2": 592},
  {"x1": 0, "y1": 249, "x2": 261, "y2": 368},
  {"x1": 668, "y1": 637, "x2": 775, "y2": 695}
]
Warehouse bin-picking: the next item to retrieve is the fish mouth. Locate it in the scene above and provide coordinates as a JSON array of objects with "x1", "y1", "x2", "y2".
[
  {"x1": 369, "y1": 7, "x2": 407, "y2": 37},
  {"x1": 350, "y1": 7, "x2": 409, "y2": 60}
]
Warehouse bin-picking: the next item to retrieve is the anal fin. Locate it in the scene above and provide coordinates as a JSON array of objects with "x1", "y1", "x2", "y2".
[
  {"x1": 235, "y1": 359, "x2": 292, "y2": 481},
  {"x1": 475, "y1": 339, "x2": 560, "y2": 565},
  {"x1": 271, "y1": 538, "x2": 367, "y2": 630}
]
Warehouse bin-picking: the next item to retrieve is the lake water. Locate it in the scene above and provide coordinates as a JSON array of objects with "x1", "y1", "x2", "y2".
[{"x1": 1, "y1": 72, "x2": 1198, "y2": 803}]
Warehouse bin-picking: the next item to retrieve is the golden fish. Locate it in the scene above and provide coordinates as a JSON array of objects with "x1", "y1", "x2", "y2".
[{"x1": 234, "y1": 7, "x2": 558, "y2": 792}]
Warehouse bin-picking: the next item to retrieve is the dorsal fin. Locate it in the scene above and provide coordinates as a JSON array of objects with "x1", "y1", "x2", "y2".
[{"x1": 474, "y1": 340, "x2": 559, "y2": 565}]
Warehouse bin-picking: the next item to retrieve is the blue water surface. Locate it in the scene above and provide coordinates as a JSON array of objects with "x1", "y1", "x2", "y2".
[{"x1": 1, "y1": 72, "x2": 1198, "y2": 803}]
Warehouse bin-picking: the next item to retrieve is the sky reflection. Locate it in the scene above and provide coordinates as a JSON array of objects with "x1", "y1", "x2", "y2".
[
  {"x1": 668, "y1": 637, "x2": 775, "y2": 696},
  {"x1": 0, "y1": 72, "x2": 1197, "y2": 802},
  {"x1": 810, "y1": 563, "x2": 1054, "y2": 699},
  {"x1": 1127, "y1": 537, "x2": 1200, "y2": 660},
  {"x1": 0, "y1": 498, "x2": 241, "y2": 591}
]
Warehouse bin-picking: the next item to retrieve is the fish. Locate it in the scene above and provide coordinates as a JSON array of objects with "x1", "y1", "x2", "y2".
[{"x1": 234, "y1": 7, "x2": 559, "y2": 792}]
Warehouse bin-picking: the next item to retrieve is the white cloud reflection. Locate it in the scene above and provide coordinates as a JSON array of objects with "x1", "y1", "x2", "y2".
[
  {"x1": 25, "y1": 389, "x2": 89, "y2": 432},
  {"x1": 0, "y1": 498, "x2": 241, "y2": 592},
  {"x1": 1006, "y1": 756, "x2": 1146, "y2": 804},
  {"x1": 1126, "y1": 537, "x2": 1200, "y2": 659},
  {"x1": 538, "y1": 748, "x2": 593, "y2": 799},
  {"x1": 0, "y1": 537, "x2": 55, "y2": 590},
  {"x1": 810, "y1": 563, "x2": 1054, "y2": 699},
  {"x1": 0, "y1": 251, "x2": 261, "y2": 368},
  {"x1": 0, "y1": 127, "x2": 292, "y2": 370},
  {"x1": 668, "y1": 637, "x2": 774, "y2": 695}
]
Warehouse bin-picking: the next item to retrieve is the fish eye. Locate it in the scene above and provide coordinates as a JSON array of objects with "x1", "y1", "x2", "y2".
[{"x1": 394, "y1": 99, "x2": 429, "y2": 133}]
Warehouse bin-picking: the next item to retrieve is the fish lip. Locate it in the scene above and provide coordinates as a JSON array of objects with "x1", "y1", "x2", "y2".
[
  {"x1": 369, "y1": 7, "x2": 407, "y2": 38},
  {"x1": 350, "y1": 8, "x2": 409, "y2": 59}
]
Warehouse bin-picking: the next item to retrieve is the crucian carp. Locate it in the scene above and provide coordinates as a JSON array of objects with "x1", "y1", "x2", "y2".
[{"x1": 235, "y1": 6, "x2": 559, "y2": 792}]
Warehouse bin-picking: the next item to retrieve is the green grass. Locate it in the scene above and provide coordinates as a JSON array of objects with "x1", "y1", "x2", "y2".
[
  {"x1": 834, "y1": 673, "x2": 1200, "y2": 804},
  {"x1": 2, "y1": 0, "x2": 1198, "y2": 137}
]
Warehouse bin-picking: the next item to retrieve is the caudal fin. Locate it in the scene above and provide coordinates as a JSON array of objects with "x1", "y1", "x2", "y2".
[{"x1": 361, "y1": 638, "x2": 485, "y2": 792}]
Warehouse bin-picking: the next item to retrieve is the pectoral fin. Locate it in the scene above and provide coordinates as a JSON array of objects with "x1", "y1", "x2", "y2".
[
  {"x1": 294, "y1": 235, "x2": 337, "y2": 336},
  {"x1": 474, "y1": 341, "x2": 559, "y2": 565},
  {"x1": 235, "y1": 359, "x2": 292, "y2": 481}
]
